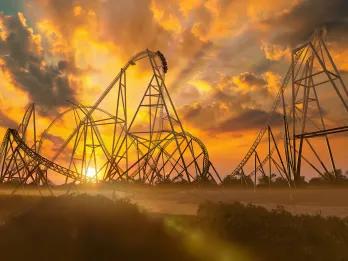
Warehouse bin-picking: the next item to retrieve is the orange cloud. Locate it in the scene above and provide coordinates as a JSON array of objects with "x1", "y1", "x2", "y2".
[
  {"x1": 151, "y1": 0, "x2": 183, "y2": 34},
  {"x1": 261, "y1": 41, "x2": 291, "y2": 61}
]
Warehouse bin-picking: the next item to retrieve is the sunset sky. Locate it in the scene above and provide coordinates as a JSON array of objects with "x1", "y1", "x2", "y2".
[{"x1": 0, "y1": 0, "x2": 348, "y2": 177}]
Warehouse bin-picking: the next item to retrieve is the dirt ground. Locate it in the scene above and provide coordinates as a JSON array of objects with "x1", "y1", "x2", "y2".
[{"x1": 1, "y1": 186, "x2": 348, "y2": 217}]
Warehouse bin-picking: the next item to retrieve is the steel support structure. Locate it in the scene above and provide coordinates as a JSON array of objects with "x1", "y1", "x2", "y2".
[
  {"x1": 0, "y1": 50, "x2": 221, "y2": 190},
  {"x1": 287, "y1": 30, "x2": 348, "y2": 183},
  {"x1": 229, "y1": 30, "x2": 348, "y2": 187}
]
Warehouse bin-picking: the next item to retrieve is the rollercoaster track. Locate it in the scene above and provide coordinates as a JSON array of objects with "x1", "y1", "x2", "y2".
[
  {"x1": 230, "y1": 30, "x2": 348, "y2": 181},
  {"x1": 36, "y1": 90, "x2": 212, "y2": 184},
  {"x1": 151, "y1": 131, "x2": 210, "y2": 178},
  {"x1": 245, "y1": 148, "x2": 274, "y2": 177},
  {"x1": 18, "y1": 103, "x2": 34, "y2": 139},
  {"x1": 118, "y1": 131, "x2": 210, "y2": 182},
  {"x1": 230, "y1": 67, "x2": 291, "y2": 176},
  {"x1": 36, "y1": 108, "x2": 211, "y2": 183},
  {"x1": 0, "y1": 129, "x2": 10, "y2": 160},
  {"x1": 243, "y1": 129, "x2": 286, "y2": 177},
  {"x1": 1, "y1": 48, "x2": 219, "y2": 186},
  {"x1": 183, "y1": 132, "x2": 210, "y2": 176},
  {"x1": 38, "y1": 106, "x2": 117, "y2": 153},
  {"x1": 8, "y1": 129, "x2": 80, "y2": 180},
  {"x1": 230, "y1": 43, "x2": 307, "y2": 176},
  {"x1": 50, "y1": 50, "x2": 167, "y2": 163},
  {"x1": 2, "y1": 31, "x2": 345, "y2": 187}
]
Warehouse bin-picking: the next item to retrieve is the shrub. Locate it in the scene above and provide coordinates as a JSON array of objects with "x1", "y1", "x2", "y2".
[
  {"x1": 197, "y1": 202, "x2": 348, "y2": 261},
  {"x1": 0, "y1": 194, "x2": 195, "y2": 261}
]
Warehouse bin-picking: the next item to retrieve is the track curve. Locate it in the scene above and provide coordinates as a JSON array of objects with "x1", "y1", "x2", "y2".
[{"x1": 8, "y1": 129, "x2": 80, "y2": 180}]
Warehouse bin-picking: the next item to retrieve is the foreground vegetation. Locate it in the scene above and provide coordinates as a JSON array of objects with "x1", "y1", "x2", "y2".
[
  {"x1": 197, "y1": 202, "x2": 348, "y2": 261},
  {"x1": 0, "y1": 194, "x2": 347, "y2": 260},
  {"x1": 0, "y1": 195, "x2": 195, "y2": 261}
]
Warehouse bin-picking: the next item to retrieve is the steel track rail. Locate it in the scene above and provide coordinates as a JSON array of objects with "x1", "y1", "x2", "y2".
[{"x1": 9, "y1": 129, "x2": 80, "y2": 180}]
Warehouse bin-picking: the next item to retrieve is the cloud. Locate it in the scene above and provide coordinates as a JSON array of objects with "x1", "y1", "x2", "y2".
[
  {"x1": 30, "y1": 0, "x2": 206, "y2": 61},
  {"x1": 175, "y1": 84, "x2": 201, "y2": 105},
  {"x1": 0, "y1": 12, "x2": 76, "y2": 114},
  {"x1": 28, "y1": 0, "x2": 212, "y2": 98},
  {"x1": 170, "y1": 42, "x2": 213, "y2": 92},
  {"x1": 0, "y1": 110, "x2": 16, "y2": 128},
  {"x1": 180, "y1": 99, "x2": 228, "y2": 130},
  {"x1": 218, "y1": 109, "x2": 283, "y2": 132},
  {"x1": 232, "y1": 72, "x2": 267, "y2": 94},
  {"x1": 247, "y1": 0, "x2": 348, "y2": 71},
  {"x1": 180, "y1": 71, "x2": 281, "y2": 133},
  {"x1": 260, "y1": 41, "x2": 290, "y2": 61},
  {"x1": 259, "y1": 0, "x2": 348, "y2": 47}
]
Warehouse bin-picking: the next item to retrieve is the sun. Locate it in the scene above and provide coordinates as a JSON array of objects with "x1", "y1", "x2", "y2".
[{"x1": 86, "y1": 167, "x2": 97, "y2": 179}]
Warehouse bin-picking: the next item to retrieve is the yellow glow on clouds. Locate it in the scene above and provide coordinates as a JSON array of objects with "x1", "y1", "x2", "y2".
[
  {"x1": 188, "y1": 79, "x2": 213, "y2": 94},
  {"x1": 151, "y1": 1, "x2": 183, "y2": 34}
]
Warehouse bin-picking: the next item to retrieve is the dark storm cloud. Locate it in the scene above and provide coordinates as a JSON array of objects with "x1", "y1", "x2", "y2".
[
  {"x1": 181, "y1": 100, "x2": 283, "y2": 133},
  {"x1": 237, "y1": 72, "x2": 267, "y2": 87},
  {"x1": 0, "y1": 110, "x2": 16, "y2": 128},
  {"x1": 180, "y1": 86, "x2": 247, "y2": 131},
  {"x1": 261, "y1": 0, "x2": 348, "y2": 47},
  {"x1": 181, "y1": 102, "x2": 222, "y2": 130},
  {"x1": 0, "y1": 13, "x2": 76, "y2": 114},
  {"x1": 220, "y1": 72, "x2": 273, "y2": 98},
  {"x1": 218, "y1": 109, "x2": 283, "y2": 132},
  {"x1": 180, "y1": 71, "x2": 279, "y2": 133}
]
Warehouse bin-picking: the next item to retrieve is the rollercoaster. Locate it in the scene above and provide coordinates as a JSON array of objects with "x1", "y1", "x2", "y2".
[
  {"x1": 0, "y1": 50, "x2": 221, "y2": 189},
  {"x1": 227, "y1": 30, "x2": 348, "y2": 187},
  {"x1": 0, "y1": 30, "x2": 347, "y2": 190}
]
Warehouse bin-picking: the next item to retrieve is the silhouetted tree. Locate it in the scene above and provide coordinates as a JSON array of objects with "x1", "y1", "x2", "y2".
[{"x1": 222, "y1": 174, "x2": 253, "y2": 187}]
